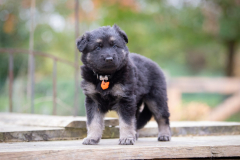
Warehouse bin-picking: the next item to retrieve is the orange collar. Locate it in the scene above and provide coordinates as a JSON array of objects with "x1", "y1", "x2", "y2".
[
  {"x1": 97, "y1": 75, "x2": 111, "y2": 90},
  {"x1": 101, "y1": 81, "x2": 110, "y2": 90}
]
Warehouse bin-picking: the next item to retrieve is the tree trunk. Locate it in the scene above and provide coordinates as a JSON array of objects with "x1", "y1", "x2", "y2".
[{"x1": 226, "y1": 40, "x2": 236, "y2": 77}]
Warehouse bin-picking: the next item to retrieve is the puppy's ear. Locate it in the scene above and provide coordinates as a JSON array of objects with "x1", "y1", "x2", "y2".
[
  {"x1": 76, "y1": 33, "x2": 88, "y2": 52},
  {"x1": 113, "y1": 24, "x2": 128, "y2": 44}
]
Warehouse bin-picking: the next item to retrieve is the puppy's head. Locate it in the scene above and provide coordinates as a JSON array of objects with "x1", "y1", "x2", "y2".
[{"x1": 76, "y1": 24, "x2": 129, "y2": 74}]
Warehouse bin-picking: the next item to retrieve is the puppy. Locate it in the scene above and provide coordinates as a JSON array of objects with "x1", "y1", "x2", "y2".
[{"x1": 76, "y1": 25, "x2": 171, "y2": 145}]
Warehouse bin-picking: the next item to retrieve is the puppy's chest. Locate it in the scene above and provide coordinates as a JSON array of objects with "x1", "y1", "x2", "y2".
[
  {"x1": 82, "y1": 81, "x2": 125, "y2": 96},
  {"x1": 82, "y1": 81, "x2": 126, "y2": 108},
  {"x1": 95, "y1": 93, "x2": 119, "y2": 110}
]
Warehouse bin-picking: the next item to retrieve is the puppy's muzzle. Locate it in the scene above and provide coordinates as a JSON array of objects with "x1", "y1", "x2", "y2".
[{"x1": 105, "y1": 57, "x2": 113, "y2": 62}]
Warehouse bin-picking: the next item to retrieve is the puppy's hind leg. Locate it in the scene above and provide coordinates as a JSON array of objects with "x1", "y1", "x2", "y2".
[
  {"x1": 157, "y1": 115, "x2": 171, "y2": 141},
  {"x1": 145, "y1": 92, "x2": 171, "y2": 141},
  {"x1": 82, "y1": 96, "x2": 105, "y2": 145}
]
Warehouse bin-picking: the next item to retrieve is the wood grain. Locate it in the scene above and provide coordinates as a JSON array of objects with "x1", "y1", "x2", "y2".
[
  {"x1": 207, "y1": 92, "x2": 240, "y2": 121},
  {"x1": 0, "y1": 136, "x2": 240, "y2": 159},
  {"x1": 1, "y1": 121, "x2": 240, "y2": 142},
  {"x1": 168, "y1": 77, "x2": 240, "y2": 94},
  {"x1": 0, "y1": 113, "x2": 118, "y2": 128}
]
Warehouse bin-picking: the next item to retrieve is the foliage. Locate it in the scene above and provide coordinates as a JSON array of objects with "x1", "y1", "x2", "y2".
[
  {"x1": 0, "y1": 0, "x2": 240, "y2": 117},
  {"x1": 1, "y1": 0, "x2": 238, "y2": 79}
]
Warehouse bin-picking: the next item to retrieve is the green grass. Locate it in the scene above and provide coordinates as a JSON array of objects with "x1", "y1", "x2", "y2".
[
  {"x1": 1, "y1": 79, "x2": 240, "y2": 122},
  {"x1": 226, "y1": 111, "x2": 240, "y2": 122},
  {"x1": 0, "y1": 78, "x2": 86, "y2": 116},
  {"x1": 182, "y1": 93, "x2": 229, "y2": 108}
]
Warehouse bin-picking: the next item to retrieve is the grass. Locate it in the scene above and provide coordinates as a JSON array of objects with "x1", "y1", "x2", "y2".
[
  {"x1": 182, "y1": 93, "x2": 230, "y2": 108},
  {"x1": 226, "y1": 111, "x2": 240, "y2": 122},
  {"x1": 1, "y1": 78, "x2": 240, "y2": 122},
  {"x1": 0, "y1": 77, "x2": 86, "y2": 116}
]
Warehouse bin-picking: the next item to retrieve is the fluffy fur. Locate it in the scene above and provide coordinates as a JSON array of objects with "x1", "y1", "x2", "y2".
[{"x1": 77, "y1": 25, "x2": 171, "y2": 145}]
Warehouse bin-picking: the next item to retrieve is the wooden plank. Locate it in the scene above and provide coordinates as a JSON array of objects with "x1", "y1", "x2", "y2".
[
  {"x1": 74, "y1": 0, "x2": 80, "y2": 117},
  {"x1": 0, "y1": 136, "x2": 240, "y2": 159},
  {"x1": 52, "y1": 59, "x2": 57, "y2": 115},
  {"x1": 207, "y1": 92, "x2": 240, "y2": 121},
  {"x1": 168, "y1": 77, "x2": 240, "y2": 94},
  {"x1": 27, "y1": 0, "x2": 36, "y2": 114},
  {"x1": 139, "y1": 121, "x2": 240, "y2": 137},
  {"x1": 0, "y1": 122, "x2": 62, "y2": 132},
  {"x1": 1, "y1": 120, "x2": 240, "y2": 142},
  {"x1": 0, "y1": 128, "x2": 86, "y2": 142},
  {"x1": 8, "y1": 52, "x2": 14, "y2": 112},
  {"x1": 0, "y1": 122, "x2": 118, "y2": 142},
  {"x1": 0, "y1": 113, "x2": 118, "y2": 128}
]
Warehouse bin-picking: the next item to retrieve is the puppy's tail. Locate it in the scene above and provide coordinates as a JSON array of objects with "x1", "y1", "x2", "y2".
[{"x1": 136, "y1": 103, "x2": 152, "y2": 130}]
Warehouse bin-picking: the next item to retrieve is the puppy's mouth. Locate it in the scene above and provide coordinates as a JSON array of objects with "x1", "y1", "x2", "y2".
[{"x1": 96, "y1": 64, "x2": 118, "y2": 74}]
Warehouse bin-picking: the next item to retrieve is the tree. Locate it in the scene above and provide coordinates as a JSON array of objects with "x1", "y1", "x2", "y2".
[{"x1": 202, "y1": 0, "x2": 240, "y2": 76}]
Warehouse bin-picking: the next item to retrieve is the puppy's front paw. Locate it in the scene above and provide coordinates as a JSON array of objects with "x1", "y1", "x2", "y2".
[
  {"x1": 158, "y1": 134, "x2": 171, "y2": 141},
  {"x1": 82, "y1": 137, "x2": 100, "y2": 145},
  {"x1": 119, "y1": 137, "x2": 135, "y2": 145}
]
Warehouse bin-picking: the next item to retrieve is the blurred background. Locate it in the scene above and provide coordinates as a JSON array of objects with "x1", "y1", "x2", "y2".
[{"x1": 0, "y1": 0, "x2": 240, "y2": 121}]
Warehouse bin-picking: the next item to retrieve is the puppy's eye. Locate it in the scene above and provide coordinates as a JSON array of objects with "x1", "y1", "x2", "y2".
[
  {"x1": 96, "y1": 46, "x2": 101, "y2": 51},
  {"x1": 113, "y1": 44, "x2": 117, "y2": 49}
]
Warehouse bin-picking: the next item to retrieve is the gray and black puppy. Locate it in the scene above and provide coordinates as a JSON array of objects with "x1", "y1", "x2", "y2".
[{"x1": 76, "y1": 25, "x2": 171, "y2": 145}]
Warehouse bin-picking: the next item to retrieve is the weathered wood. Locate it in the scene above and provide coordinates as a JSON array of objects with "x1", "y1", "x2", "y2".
[
  {"x1": 207, "y1": 92, "x2": 240, "y2": 121},
  {"x1": 52, "y1": 59, "x2": 57, "y2": 115},
  {"x1": 74, "y1": 0, "x2": 80, "y2": 116},
  {"x1": 139, "y1": 121, "x2": 240, "y2": 137},
  {"x1": 167, "y1": 87, "x2": 182, "y2": 108},
  {"x1": 1, "y1": 120, "x2": 240, "y2": 143},
  {"x1": 168, "y1": 77, "x2": 240, "y2": 94},
  {"x1": 0, "y1": 113, "x2": 118, "y2": 128},
  {"x1": 8, "y1": 52, "x2": 14, "y2": 112},
  {"x1": 27, "y1": 0, "x2": 36, "y2": 114},
  {"x1": 0, "y1": 122, "x2": 118, "y2": 142},
  {"x1": 0, "y1": 136, "x2": 240, "y2": 159},
  {"x1": 0, "y1": 128, "x2": 87, "y2": 142}
]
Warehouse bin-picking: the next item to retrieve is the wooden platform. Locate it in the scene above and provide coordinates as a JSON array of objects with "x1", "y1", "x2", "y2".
[
  {"x1": 0, "y1": 113, "x2": 118, "y2": 142},
  {"x1": 1, "y1": 113, "x2": 240, "y2": 142},
  {"x1": 0, "y1": 113, "x2": 119, "y2": 128},
  {"x1": 1, "y1": 113, "x2": 240, "y2": 159},
  {"x1": 1, "y1": 135, "x2": 240, "y2": 159}
]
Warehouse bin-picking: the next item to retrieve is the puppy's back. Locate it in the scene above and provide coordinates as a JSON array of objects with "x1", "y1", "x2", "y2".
[
  {"x1": 128, "y1": 53, "x2": 167, "y2": 99},
  {"x1": 129, "y1": 53, "x2": 166, "y2": 82}
]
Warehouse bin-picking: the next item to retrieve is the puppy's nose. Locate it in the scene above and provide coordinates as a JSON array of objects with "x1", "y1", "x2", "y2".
[{"x1": 105, "y1": 57, "x2": 113, "y2": 62}]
